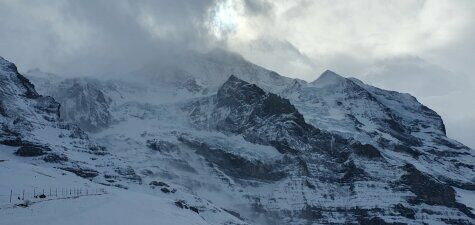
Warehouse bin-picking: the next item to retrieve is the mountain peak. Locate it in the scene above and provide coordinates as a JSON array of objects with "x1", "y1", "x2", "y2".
[
  {"x1": 227, "y1": 74, "x2": 241, "y2": 82},
  {"x1": 217, "y1": 75, "x2": 266, "y2": 107},
  {"x1": 321, "y1": 69, "x2": 340, "y2": 77},
  {"x1": 0, "y1": 56, "x2": 39, "y2": 99},
  {"x1": 0, "y1": 56, "x2": 18, "y2": 74},
  {"x1": 220, "y1": 74, "x2": 262, "y2": 91},
  {"x1": 311, "y1": 70, "x2": 348, "y2": 86}
]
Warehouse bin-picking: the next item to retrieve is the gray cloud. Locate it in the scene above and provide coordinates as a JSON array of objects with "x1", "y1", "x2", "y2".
[
  {"x1": 242, "y1": 0, "x2": 273, "y2": 16},
  {"x1": 0, "y1": 0, "x2": 217, "y2": 76}
]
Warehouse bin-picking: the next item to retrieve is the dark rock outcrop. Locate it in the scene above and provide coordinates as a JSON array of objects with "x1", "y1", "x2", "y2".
[
  {"x1": 400, "y1": 165, "x2": 475, "y2": 219},
  {"x1": 393, "y1": 204, "x2": 415, "y2": 219},
  {"x1": 146, "y1": 140, "x2": 178, "y2": 152},
  {"x1": 393, "y1": 145, "x2": 422, "y2": 158},
  {"x1": 43, "y1": 153, "x2": 68, "y2": 163},
  {"x1": 178, "y1": 135, "x2": 286, "y2": 181},
  {"x1": 352, "y1": 143, "x2": 382, "y2": 159},
  {"x1": 400, "y1": 164, "x2": 456, "y2": 206},
  {"x1": 149, "y1": 181, "x2": 170, "y2": 188},
  {"x1": 115, "y1": 166, "x2": 142, "y2": 183},
  {"x1": 174, "y1": 200, "x2": 199, "y2": 214},
  {"x1": 62, "y1": 167, "x2": 99, "y2": 178},
  {"x1": 15, "y1": 145, "x2": 49, "y2": 157}
]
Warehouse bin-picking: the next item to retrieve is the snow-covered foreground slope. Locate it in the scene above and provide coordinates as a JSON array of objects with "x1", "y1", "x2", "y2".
[
  {"x1": 2, "y1": 51, "x2": 475, "y2": 225},
  {"x1": 0, "y1": 146, "x2": 239, "y2": 225}
]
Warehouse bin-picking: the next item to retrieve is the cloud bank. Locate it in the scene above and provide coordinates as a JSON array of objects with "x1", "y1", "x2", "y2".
[{"x1": 0, "y1": 0, "x2": 218, "y2": 76}]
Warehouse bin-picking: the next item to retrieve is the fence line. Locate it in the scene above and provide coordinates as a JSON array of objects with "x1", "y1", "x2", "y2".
[{"x1": 1, "y1": 187, "x2": 107, "y2": 207}]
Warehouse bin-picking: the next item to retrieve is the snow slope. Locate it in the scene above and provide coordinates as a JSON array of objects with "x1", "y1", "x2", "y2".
[{"x1": 0, "y1": 147, "x2": 240, "y2": 225}]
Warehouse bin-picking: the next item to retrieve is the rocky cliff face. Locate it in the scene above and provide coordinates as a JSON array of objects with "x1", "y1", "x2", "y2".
[
  {"x1": 1, "y1": 56, "x2": 108, "y2": 169},
  {"x1": 187, "y1": 75, "x2": 328, "y2": 155},
  {"x1": 180, "y1": 75, "x2": 475, "y2": 224},
  {"x1": 282, "y1": 70, "x2": 474, "y2": 191},
  {"x1": 0, "y1": 56, "x2": 60, "y2": 143},
  {"x1": 286, "y1": 70, "x2": 446, "y2": 144},
  {"x1": 49, "y1": 78, "x2": 113, "y2": 132}
]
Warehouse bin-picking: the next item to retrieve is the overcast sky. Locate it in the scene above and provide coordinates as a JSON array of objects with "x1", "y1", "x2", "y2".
[{"x1": 0, "y1": 0, "x2": 474, "y2": 147}]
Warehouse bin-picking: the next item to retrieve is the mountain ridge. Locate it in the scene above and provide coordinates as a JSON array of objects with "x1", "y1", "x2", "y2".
[{"x1": 2, "y1": 53, "x2": 474, "y2": 225}]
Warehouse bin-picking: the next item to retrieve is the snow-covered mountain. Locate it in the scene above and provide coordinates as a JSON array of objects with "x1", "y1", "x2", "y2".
[
  {"x1": 2, "y1": 50, "x2": 475, "y2": 225},
  {"x1": 358, "y1": 56, "x2": 475, "y2": 150},
  {"x1": 0, "y1": 56, "x2": 249, "y2": 225}
]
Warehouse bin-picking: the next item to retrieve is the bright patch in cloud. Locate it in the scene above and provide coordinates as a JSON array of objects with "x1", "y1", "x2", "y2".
[{"x1": 209, "y1": 0, "x2": 240, "y2": 39}]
